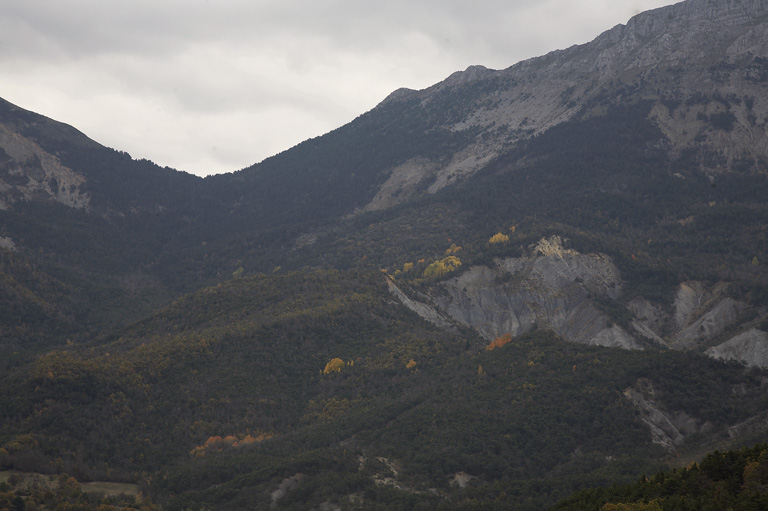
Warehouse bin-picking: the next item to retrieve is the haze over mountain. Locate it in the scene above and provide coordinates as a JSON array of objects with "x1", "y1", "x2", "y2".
[{"x1": 1, "y1": 0, "x2": 768, "y2": 510}]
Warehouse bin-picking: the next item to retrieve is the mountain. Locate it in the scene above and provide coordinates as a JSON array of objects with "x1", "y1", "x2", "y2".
[
  {"x1": 1, "y1": 0, "x2": 768, "y2": 510},
  {"x1": 225, "y1": 0, "x2": 768, "y2": 215},
  {"x1": 552, "y1": 443, "x2": 768, "y2": 510}
]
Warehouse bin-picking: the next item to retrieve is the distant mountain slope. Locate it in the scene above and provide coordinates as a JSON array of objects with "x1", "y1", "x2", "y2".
[
  {"x1": 1, "y1": 1, "x2": 768, "y2": 509},
  {"x1": 551, "y1": 443, "x2": 768, "y2": 511},
  {"x1": 0, "y1": 97, "x2": 201, "y2": 213},
  {"x1": 371, "y1": 0, "x2": 768, "y2": 200},
  {"x1": 0, "y1": 0, "x2": 765, "y2": 352},
  {"x1": 2, "y1": 269, "x2": 766, "y2": 511},
  {"x1": 225, "y1": 0, "x2": 768, "y2": 217}
]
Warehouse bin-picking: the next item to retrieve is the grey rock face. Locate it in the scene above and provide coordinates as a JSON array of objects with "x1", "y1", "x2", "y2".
[
  {"x1": 706, "y1": 329, "x2": 768, "y2": 367},
  {"x1": 367, "y1": 0, "x2": 768, "y2": 211},
  {"x1": 0, "y1": 124, "x2": 90, "y2": 210},
  {"x1": 386, "y1": 278, "x2": 454, "y2": 331},
  {"x1": 390, "y1": 236, "x2": 763, "y2": 358},
  {"x1": 390, "y1": 236, "x2": 644, "y2": 350},
  {"x1": 623, "y1": 378, "x2": 710, "y2": 452},
  {"x1": 673, "y1": 298, "x2": 747, "y2": 349}
]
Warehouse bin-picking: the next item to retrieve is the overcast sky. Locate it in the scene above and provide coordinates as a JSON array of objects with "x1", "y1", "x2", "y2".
[{"x1": 0, "y1": 0, "x2": 675, "y2": 177}]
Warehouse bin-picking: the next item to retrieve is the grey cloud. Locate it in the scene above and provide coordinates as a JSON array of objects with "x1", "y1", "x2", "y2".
[{"x1": 0, "y1": 0, "x2": 674, "y2": 175}]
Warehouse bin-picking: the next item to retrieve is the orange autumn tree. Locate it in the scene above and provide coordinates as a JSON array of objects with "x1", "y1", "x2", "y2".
[
  {"x1": 190, "y1": 431, "x2": 274, "y2": 457},
  {"x1": 486, "y1": 333, "x2": 513, "y2": 351}
]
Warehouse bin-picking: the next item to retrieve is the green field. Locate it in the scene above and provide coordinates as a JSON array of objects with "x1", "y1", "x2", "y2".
[
  {"x1": 0, "y1": 470, "x2": 138, "y2": 497},
  {"x1": 80, "y1": 480, "x2": 139, "y2": 497}
]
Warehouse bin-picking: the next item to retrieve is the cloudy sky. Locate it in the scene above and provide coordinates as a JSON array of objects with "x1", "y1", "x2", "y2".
[{"x1": 1, "y1": 0, "x2": 674, "y2": 177}]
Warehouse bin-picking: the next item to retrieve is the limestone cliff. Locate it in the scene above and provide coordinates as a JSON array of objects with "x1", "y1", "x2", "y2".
[
  {"x1": 367, "y1": 0, "x2": 768, "y2": 211},
  {"x1": 390, "y1": 236, "x2": 644, "y2": 350},
  {"x1": 706, "y1": 329, "x2": 768, "y2": 367},
  {"x1": 0, "y1": 124, "x2": 89, "y2": 210},
  {"x1": 623, "y1": 378, "x2": 708, "y2": 452},
  {"x1": 0, "y1": 98, "x2": 97, "y2": 210},
  {"x1": 390, "y1": 235, "x2": 767, "y2": 362}
]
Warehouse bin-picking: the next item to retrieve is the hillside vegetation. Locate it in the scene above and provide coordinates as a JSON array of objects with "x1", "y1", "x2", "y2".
[{"x1": 1, "y1": 0, "x2": 768, "y2": 509}]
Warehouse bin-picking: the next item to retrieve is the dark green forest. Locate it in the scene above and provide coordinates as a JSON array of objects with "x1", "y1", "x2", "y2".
[
  {"x1": 2, "y1": 269, "x2": 768, "y2": 510},
  {"x1": 2, "y1": 3, "x2": 768, "y2": 509},
  {"x1": 552, "y1": 444, "x2": 768, "y2": 511},
  {"x1": 2, "y1": 94, "x2": 768, "y2": 508}
]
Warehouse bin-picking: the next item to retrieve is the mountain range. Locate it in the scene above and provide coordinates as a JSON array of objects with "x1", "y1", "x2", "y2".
[{"x1": 1, "y1": 0, "x2": 768, "y2": 510}]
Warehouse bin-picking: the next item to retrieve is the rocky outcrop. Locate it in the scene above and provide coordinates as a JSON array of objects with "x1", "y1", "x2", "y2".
[
  {"x1": 624, "y1": 372, "x2": 768, "y2": 454},
  {"x1": 628, "y1": 298, "x2": 666, "y2": 345},
  {"x1": 270, "y1": 473, "x2": 304, "y2": 506},
  {"x1": 623, "y1": 378, "x2": 710, "y2": 453},
  {"x1": 363, "y1": 158, "x2": 437, "y2": 213},
  {"x1": 673, "y1": 298, "x2": 747, "y2": 349},
  {"x1": 706, "y1": 329, "x2": 768, "y2": 367},
  {"x1": 0, "y1": 236, "x2": 16, "y2": 251},
  {"x1": 673, "y1": 282, "x2": 711, "y2": 332},
  {"x1": 390, "y1": 236, "x2": 761, "y2": 358},
  {"x1": 390, "y1": 236, "x2": 644, "y2": 350},
  {"x1": 386, "y1": 278, "x2": 454, "y2": 330},
  {"x1": 368, "y1": 0, "x2": 768, "y2": 211},
  {"x1": 0, "y1": 124, "x2": 89, "y2": 210},
  {"x1": 630, "y1": 280, "x2": 752, "y2": 352}
]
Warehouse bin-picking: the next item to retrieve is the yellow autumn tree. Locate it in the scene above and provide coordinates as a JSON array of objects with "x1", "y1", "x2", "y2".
[
  {"x1": 445, "y1": 243, "x2": 462, "y2": 255},
  {"x1": 489, "y1": 232, "x2": 510, "y2": 244},
  {"x1": 423, "y1": 256, "x2": 462, "y2": 279},
  {"x1": 406, "y1": 359, "x2": 417, "y2": 369},
  {"x1": 323, "y1": 358, "x2": 345, "y2": 374}
]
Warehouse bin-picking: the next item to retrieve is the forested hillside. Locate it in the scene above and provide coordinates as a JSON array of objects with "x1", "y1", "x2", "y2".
[
  {"x1": 552, "y1": 444, "x2": 768, "y2": 511},
  {"x1": 1, "y1": 0, "x2": 768, "y2": 509}
]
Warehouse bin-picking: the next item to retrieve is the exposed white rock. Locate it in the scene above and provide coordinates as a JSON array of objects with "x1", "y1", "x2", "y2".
[
  {"x1": 628, "y1": 297, "x2": 665, "y2": 340},
  {"x1": 623, "y1": 385, "x2": 684, "y2": 452},
  {"x1": 271, "y1": 473, "x2": 304, "y2": 506},
  {"x1": 363, "y1": 158, "x2": 437, "y2": 212},
  {"x1": 706, "y1": 329, "x2": 768, "y2": 367},
  {"x1": 389, "y1": 237, "x2": 643, "y2": 350},
  {"x1": 0, "y1": 124, "x2": 89, "y2": 209},
  {"x1": 727, "y1": 412, "x2": 768, "y2": 440},
  {"x1": 673, "y1": 297, "x2": 746, "y2": 349},
  {"x1": 673, "y1": 282, "x2": 709, "y2": 331},
  {"x1": 623, "y1": 379, "x2": 708, "y2": 453},
  {"x1": 390, "y1": 243, "x2": 755, "y2": 356},
  {"x1": 425, "y1": 146, "x2": 497, "y2": 194},
  {"x1": 0, "y1": 236, "x2": 15, "y2": 251},
  {"x1": 588, "y1": 325, "x2": 645, "y2": 350},
  {"x1": 631, "y1": 319, "x2": 666, "y2": 347},
  {"x1": 386, "y1": 278, "x2": 454, "y2": 330},
  {"x1": 450, "y1": 472, "x2": 475, "y2": 488},
  {"x1": 368, "y1": 0, "x2": 768, "y2": 212}
]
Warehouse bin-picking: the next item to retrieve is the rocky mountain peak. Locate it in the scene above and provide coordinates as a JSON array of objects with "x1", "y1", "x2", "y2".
[
  {"x1": 587, "y1": 0, "x2": 768, "y2": 72},
  {"x1": 363, "y1": 0, "x2": 768, "y2": 212},
  {"x1": 655, "y1": 0, "x2": 767, "y2": 27},
  {"x1": 440, "y1": 65, "x2": 493, "y2": 87}
]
